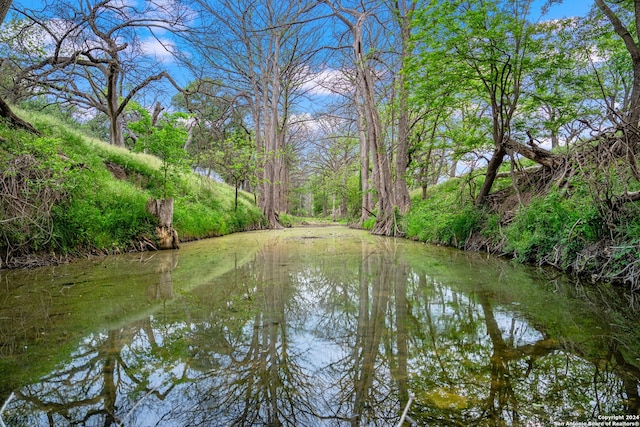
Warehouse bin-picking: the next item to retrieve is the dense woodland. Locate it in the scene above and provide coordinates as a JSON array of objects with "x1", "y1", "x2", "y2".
[{"x1": 3, "y1": 0, "x2": 640, "y2": 287}]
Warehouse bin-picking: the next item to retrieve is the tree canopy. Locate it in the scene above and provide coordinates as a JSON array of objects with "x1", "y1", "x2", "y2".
[{"x1": 2, "y1": 0, "x2": 640, "y2": 236}]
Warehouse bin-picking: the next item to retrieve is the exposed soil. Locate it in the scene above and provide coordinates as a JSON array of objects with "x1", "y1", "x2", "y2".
[
  {"x1": 463, "y1": 134, "x2": 640, "y2": 291},
  {"x1": 105, "y1": 161, "x2": 128, "y2": 179}
]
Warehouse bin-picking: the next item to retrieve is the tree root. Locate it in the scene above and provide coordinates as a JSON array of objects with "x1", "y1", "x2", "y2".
[
  {"x1": 0, "y1": 154, "x2": 67, "y2": 263},
  {"x1": 0, "y1": 97, "x2": 40, "y2": 135}
]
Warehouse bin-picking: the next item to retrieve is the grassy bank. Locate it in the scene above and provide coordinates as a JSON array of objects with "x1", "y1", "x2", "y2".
[
  {"x1": 0, "y1": 109, "x2": 264, "y2": 268},
  {"x1": 403, "y1": 174, "x2": 640, "y2": 290}
]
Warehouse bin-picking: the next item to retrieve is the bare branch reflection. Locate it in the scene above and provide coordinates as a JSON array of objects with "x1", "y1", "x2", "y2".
[{"x1": 1, "y1": 228, "x2": 639, "y2": 426}]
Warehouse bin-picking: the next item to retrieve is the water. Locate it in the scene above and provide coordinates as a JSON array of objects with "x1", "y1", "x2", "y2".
[{"x1": 0, "y1": 226, "x2": 639, "y2": 426}]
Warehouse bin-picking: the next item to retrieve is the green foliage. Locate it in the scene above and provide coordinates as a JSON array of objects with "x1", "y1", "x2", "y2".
[
  {"x1": 405, "y1": 178, "x2": 475, "y2": 245},
  {"x1": 0, "y1": 131, "x2": 75, "y2": 257},
  {"x1": 171, "y1": 79, "x2": 256, "y2": 207},
  {"x1": 359, "y1": 217, "x2": 373, "y2": 230},
  {"x1": 404, "y1": 174, "x2": 603, "y2": 273},
  {"x1": 0, "y1": 106, "x2": 264, "y2": 263},
  {"x1": 176, "y1": 199, "x2": 264, "y2": 239},
  {"x1": 278, "y1": 213, "x2": 293, "y2": 228},
  {"x1": 504, "y1": 191, "x2": 600, "y2": 265},
  {"x1": 174, "y1": 201, "x2": 228, "y2": 238},
  {"x1": 55, "y1": 176, "x2": 155, "y2": 251},
  {"x1": 304, "y1": 134, "x2": 360, "y2": 220},
  {"x1": 404, "y1": 188, "x2": 484, "y2": 248},
  {"x1": 173, "y1": 180, "x2": 263, "y2": 239},
  {"x1": 128, "y1": 103, "x2": 190, "y2": 198},
  {"x1": 207, "y1": 130, "x2": 257, "y2": 208}
]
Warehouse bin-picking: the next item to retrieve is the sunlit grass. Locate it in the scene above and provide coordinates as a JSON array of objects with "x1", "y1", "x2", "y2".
[{"x1": 1, "y1": 106, "x2": 264, "y2": 259}]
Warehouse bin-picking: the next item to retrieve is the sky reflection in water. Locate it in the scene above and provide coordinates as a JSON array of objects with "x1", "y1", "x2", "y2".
[{"x1": 0, "y1": 226, "x2": 639, "y2": 426}]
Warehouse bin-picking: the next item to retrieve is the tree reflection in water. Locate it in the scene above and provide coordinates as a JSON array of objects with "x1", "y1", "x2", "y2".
[{"x1": 1, "y1": 227, "x2": 639, "y2": 426}]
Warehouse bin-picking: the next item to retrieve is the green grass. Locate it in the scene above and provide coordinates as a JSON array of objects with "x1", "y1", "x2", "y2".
[
  {"x1": 403, "y1": 167, "x2": 640, "y2": 286},
  {"x1": 503, "y1": 189, "x2": 601, "y2": 265},
  {"x1": 404, "y1": 178, "x2": 487, "y2": 247},
  {"x1": 0, "y1": 107, "x2": 264, "y2": 261},
  {"x1": 404, "y1": 175, "x2": 601, "y2": 259}
]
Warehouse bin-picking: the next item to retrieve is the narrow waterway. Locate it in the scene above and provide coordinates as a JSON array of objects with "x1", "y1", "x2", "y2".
[{"x1": 0, "y1": 226, "x2": 639, "y2": 426}]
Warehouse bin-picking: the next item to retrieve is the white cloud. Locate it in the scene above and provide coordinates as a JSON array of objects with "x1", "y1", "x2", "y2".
[
  {"x1": 140, "y1": 37, "x2": 176, "y2": 63},
  {"x1": 290, "y1": 112, "x2": 321, "y2": 133},
  {"x1": 301, "y1": 68, "x2": 354, "y2": 97}
]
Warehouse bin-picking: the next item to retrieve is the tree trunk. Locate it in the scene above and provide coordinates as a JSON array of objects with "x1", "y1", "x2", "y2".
[
  {"x1": 151, "y1": 102, "x2": 164, "y2": 127},
  {"x1": 105, "y1": 61, "x2": 126, "y2": 147},
  {"x1": 367, "y1": 97, "x2": 396, "y2": 235},
  {"x1": 393, "y1": 0, "x2": 415, "y2": 215},
  {"x1": 234, "y1": 178, "x2": 239, "y2": 212},
  {"x1": 0, "y1": 95, "x2": 40, "y2": 135},
  {"x1": 109, "y1": 114, "x2": 125, "y2": 147},
  {"x1": 395, "y1": 106, "x2": 411, "y2": 214},
  {"x1": 341, "y1": 173, "x2": 348, "y2": 218},
  {"x1": 550, "y1": 130, "x2": 559, "y2": 150},
  {"x1": 355, "y1": 16, "x2": 396, "y2": 235},
  {"x1": 595, "y1": 0, "x2": 640, "y2": 127},
  {"x1": 475, "y1": 146, "x2": 507, "y2": 206},
  {"x1": 146, "y1": 198, "x2": 180, "y2": 250},
  {"x1": 0, "y1": 0, "x2": 11, "y2": 23},
  {"x1": 356, "y1": 91, "x2": 373, "y2": 224},
  {"x1": 504, "y1": 138, "x2": 563, "y2": 168},
  {"x1": 257, "y1": 33, "x2": 284, "y2": 229}
]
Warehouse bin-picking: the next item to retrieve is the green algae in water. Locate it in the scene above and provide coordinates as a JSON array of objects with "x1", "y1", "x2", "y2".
[{"x1": 0, "y1": 226, "x2": 639, "y2": 426}]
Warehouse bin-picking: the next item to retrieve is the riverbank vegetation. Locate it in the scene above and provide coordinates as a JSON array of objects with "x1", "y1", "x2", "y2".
[
  {"x1": 0, "y1": 108, "x2": 263, "y2": 268},
  {"x1": 403, "y1": 166, "x2": 640, "y2": 290},
  {"x1": 3, "y1": 0, "x2": 640, "y2": 288}
]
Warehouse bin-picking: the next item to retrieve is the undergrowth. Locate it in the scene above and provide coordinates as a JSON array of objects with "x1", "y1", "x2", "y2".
[
  {"x1": 403, "y1": 173, "x2": 640, "y2": 288},
  {"x1": 0, "y1": 108, "x2": 264, "y2": 267},
  {"x1": 404, "y1": 178, "x2": 487, "y2": 247}
]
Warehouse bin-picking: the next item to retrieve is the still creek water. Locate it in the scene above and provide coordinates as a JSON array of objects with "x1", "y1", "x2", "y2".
[{"x1": 1, "y1": 226, "x2": 639, "y2": 426}]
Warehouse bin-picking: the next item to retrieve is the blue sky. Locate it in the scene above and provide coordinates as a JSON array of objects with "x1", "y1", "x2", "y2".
[
  {"x1": 6, "y1": 0, "x2": 598, "y2": 110},
  {"x1": 539, "y1": 0, "x2": 594, "y2": 19}
]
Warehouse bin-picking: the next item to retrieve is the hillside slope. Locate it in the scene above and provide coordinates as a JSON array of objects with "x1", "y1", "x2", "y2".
[
  {"x1": 0, "y1": 109, "x2": 265, "y2": 269},
  {"x1": 403, "y1": 171, "x2": 640, "y2": 290}
]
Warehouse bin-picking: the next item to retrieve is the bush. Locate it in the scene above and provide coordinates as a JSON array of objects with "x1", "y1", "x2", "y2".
[
  {"x1": 362, "y1": 216, "x2": 376, "y2": 231},
  {"x1": 503, "y1": 190, "x2": 600, "y2": 266},
  {"x1": 174, "y1": 201, "x2": 228, "y2": 239},
  {"x1": 404, "y1": 199, "x2": 483, "y2": 247},
  {"x1": 278, "y1": 213, "x2": 293, "y2": 228},
  {"x1": 0, "y1": 132, "x2": 78, "y2": 258},
  {"x1": 55, "y1": 177, "x2": 156, "y2": 251}
]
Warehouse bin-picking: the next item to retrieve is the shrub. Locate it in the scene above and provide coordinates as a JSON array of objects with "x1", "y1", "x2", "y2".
[
  {"x1": 278, "y1": 213, "x2": 293, "y2": 228},
  {"x1": 362, "y1": 217, "x2": 376, "y2": 231},
  {"x1": 503, "y1": 190, "x2": 600, "y2": 266},
  {"x1": 403, "y1": 178, "x2": 485, "y2": 247},
  {"x1": 53, "y1": 173, "x2": 156, "y2": 251}
]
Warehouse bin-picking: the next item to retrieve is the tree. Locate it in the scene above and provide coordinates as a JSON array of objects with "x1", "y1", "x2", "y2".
[
  {"x1": 321, "y1": 0, "x2": 406, "y2": 235},
  {"x1": 128, "y1": 103, "x2": 190, "y2": 199},
  {"x1": 0, "y1": 0, "x2": 38, "y2": 134},
  {"x1": 11, "y1": 0, "x2": 188, "y2": 146},
  {"x1": 595, "y1": 0, "x2": 640, "y2": 127},
  {"x1": 410, "y1": 0, "x2": 540, "y2": 205},
  {"x1": 212, "y1": 130, "x2": 257, "y2": 212},
  {"x1": 308, "y1": 115, "x2": 359, "y2": 219},
  {"x1": 516, "y1": 18, "x2": 596, "y2": 149},
  {"x1": 171, "y1": 79, "x2": 258, "y2": 210},
  {"x1": 184, "y1": 0, "x2": 320, "y2": 228},
  {"x1": 580, "y1": 2, "x2": 640, "y2": 132},
  {"x1": 388, "y1": 0, "x2": 418, "y2": 214}
]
